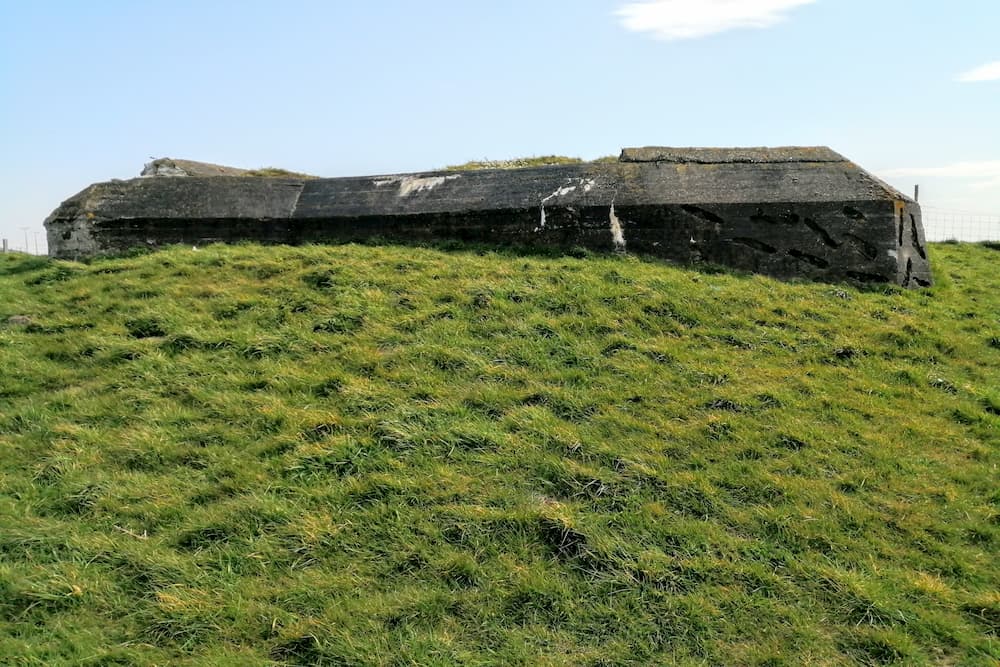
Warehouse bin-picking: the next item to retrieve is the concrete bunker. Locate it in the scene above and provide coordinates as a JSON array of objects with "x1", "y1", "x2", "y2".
[{"x1": 44, "y1": 147, "x2": 932, "y2": 287}]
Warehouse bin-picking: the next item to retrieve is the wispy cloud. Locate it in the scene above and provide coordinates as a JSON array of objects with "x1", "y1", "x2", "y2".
[
  {"x1": 882, "y1": 161, "x2": 1000, "y2": 191},
  {"x1": 956, "y1": 61, "x2": 1000, "y2": 83},
  {"x1": 617, "y1": 0, "x2": 817, "y2": 41}
]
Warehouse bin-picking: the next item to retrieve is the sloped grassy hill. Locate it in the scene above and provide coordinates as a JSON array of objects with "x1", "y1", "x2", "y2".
[{"x1": 1, "y1": 242, "x2": 997, "y2": 666}]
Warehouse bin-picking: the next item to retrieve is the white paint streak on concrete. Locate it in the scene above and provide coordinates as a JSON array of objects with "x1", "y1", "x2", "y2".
[
  {"x1": 397, "y1": 175, "x2": 460, "y2": 197},
  {"x1": 539, "y1": 181, "x2": 586, "y2": 229},
  {"x1": 551, "y1": 185, "x2": 578, "y2": 199},
  {"x1": 609, "y1": 204, "x2": 627, "y2": 251}
]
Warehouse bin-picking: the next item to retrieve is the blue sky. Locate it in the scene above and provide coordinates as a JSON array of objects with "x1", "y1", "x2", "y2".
[{"x1": 1, "y1": 0, "x2": 997, "y2": 252}]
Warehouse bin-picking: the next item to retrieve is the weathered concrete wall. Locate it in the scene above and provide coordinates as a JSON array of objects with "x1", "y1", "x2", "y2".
[
  {"x1": 44, "y1": 147, "x2": 932, "y2": 287},
  {"x1": 141, "y1": 158, "x2": 250, "y2": 177}
]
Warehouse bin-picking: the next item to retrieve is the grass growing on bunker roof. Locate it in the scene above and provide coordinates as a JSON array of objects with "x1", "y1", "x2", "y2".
[
  {"x1": 0, "y1": 241, "x2": 998, "y2": 665},
  {"x1": 242, "y1": 167, "x2": 319, "y2": 179},
  {"x1": 445, "y1": 155, "x2": 612, "y2": 171}
]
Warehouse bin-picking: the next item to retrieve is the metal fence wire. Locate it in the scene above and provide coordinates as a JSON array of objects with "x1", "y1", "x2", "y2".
[{"x1": 921, "y1": 207, "x2": 1000, "y2": 243}]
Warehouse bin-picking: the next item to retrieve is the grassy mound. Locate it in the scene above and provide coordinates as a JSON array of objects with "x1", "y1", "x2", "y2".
[
  {"x1": 0, "y1": 242, "x2": 997, "y2": 665},
  {"x1": 243, "y1": 167, "x2": 319, "y2": 179},
  {"x1": 445, "y1": 155, "x2": 617, "y2": 171}
]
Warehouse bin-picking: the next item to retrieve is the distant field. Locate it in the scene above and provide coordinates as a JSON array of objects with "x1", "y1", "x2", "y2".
[{"x1": 1, "y1": 242, "x2": 997, "y2": 665}]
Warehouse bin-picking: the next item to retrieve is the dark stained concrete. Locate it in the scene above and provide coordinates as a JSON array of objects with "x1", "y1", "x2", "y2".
[{"x1": 44, "y1": 147, "x2": 932, "y2": 287}]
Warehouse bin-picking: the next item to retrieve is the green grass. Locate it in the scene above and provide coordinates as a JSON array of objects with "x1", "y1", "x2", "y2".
[
  {"x1": 242, "y1": 155, "x2": 617, "y2": 177},
  {"x1": 243, "y1": 167, "x2": 319, "y2": 179},
  {"x1": 445, "y1": 156, "x2": 592, "y2": 171},
  {"x1": 1, "y1": 242, "x2": 997, "y2": 665}
]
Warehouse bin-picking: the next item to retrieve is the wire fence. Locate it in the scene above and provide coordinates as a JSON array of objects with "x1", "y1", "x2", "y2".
[
  {"x1": 921, "y1": 207, "x2": 1000, "y2": 243},
  {"x1": 1, "y1": 235, "x2": 45, "y2": 255}
]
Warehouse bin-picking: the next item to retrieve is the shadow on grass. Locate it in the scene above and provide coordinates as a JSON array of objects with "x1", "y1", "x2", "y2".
[
  {"x1": 0, "y1": 254, "x2": 50, "y2": 276},
  {"x1": 64, "y1": 237, "x2": 913, "y2": 293}
]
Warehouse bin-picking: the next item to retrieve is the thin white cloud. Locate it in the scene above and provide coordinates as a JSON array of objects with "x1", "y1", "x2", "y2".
[
  {"x1": 882, "y1": 161, "x2": 1000, "y2": 192},
  {"x1": 956, "y1": 61, "x2": 1000, "y2": 83},
  {"x1": 617, "y1": 0, "x2": 817, "y2": 41}
]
